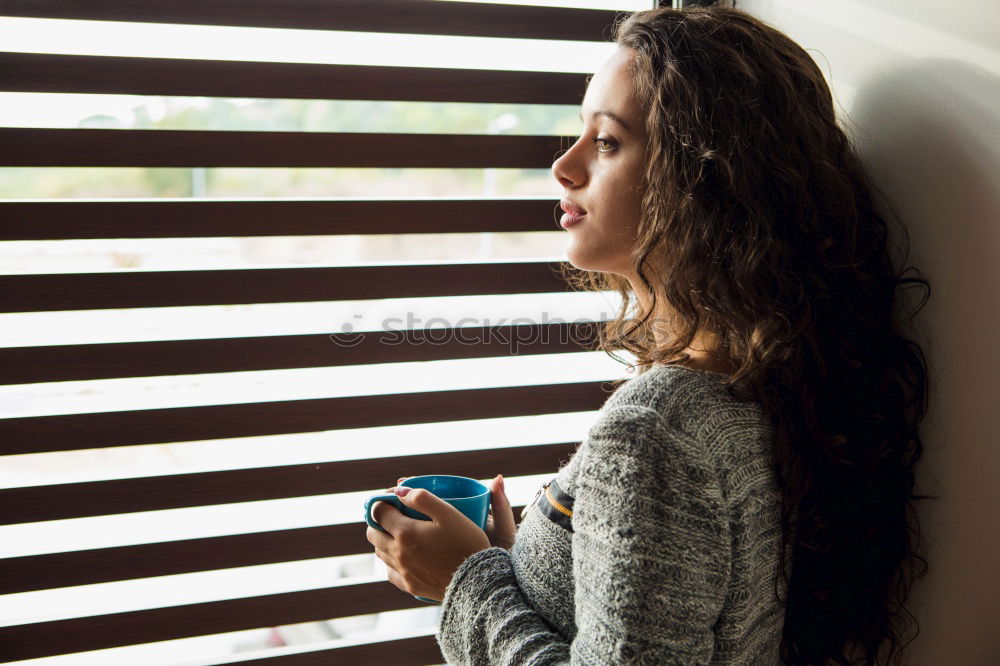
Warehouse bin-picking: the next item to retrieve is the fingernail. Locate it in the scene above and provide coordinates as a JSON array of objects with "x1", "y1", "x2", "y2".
[{"x1": 392, "y1": 486, "x2": 411, "y2": 496}]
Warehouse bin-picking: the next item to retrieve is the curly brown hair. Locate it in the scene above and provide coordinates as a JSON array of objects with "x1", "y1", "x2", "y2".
[{"x1": 557, "y1": 7, "x2": 933, "y2": 665}]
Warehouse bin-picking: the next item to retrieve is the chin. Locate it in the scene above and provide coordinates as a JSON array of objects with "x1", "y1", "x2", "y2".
[
  {"x1": 563, "y1": 249, "x2": 598, "y2": 272},
  {"x1": 564, "y1": 252, "x2": 624, "y2": 276},
  {"x1": 564, "y1": 238, "x2": 630, "y2": 275}
]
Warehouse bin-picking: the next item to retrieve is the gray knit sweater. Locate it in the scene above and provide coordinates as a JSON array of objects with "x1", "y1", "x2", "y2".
[{"x1": 435, "y1": 363, "x2": 789, "y2": 665}]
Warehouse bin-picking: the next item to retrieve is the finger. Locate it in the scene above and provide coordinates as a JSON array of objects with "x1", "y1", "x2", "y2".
[
  {"x1": 370, "y1": 500, "x2": 402, "y2": 536},
  {"x1": 385, "y1": 564, "x2": 409, "y2": 595},
  {"x1": 490, "y1": 476, "x2": 511, "y2": 506},
  {"x1": 489, "y1": 476, "x2": 517, "y2": 534},
  {"x1": 403, "y1": 487, "x2": 467, "y2": 525},
  {"x1": 366, "y1": 524, "x2": 392, "y2": 550},
  {"x1": 367, "y1": 529, "x2": 399, "y2": 569},
  {"x1": 376, "y1": 547, "x2": 401, "y2": 575}
]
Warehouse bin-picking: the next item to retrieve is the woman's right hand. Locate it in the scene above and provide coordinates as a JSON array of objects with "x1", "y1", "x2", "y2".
[{"x1": 392, "y1": 474, "x2": 518, "y2": 550}]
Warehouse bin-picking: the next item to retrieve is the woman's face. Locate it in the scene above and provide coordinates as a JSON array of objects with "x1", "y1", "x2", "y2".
[{"x1": 552, "y1": 46, "x2": 648, "y2": 279}]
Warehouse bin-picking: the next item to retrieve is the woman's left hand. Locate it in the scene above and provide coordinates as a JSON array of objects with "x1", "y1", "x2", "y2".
[{"x1": 366, "y1": 486, "x2": 491, "y2": 602}]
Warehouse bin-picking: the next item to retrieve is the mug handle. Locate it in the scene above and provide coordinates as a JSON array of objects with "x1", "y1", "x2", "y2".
[{"x1": 364, "y1": 494, "x2": 403, "y2": 532}]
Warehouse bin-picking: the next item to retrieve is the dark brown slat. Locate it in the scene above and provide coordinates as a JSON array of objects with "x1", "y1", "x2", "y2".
[
  {"x1": 228, "y1": 634, "x2": 444, "y2": 666},
  {"x1": 0, "y1": 504, "x2": 532, "y2": 594},
  {"x1": 0, "y1": 128, "x2": 566, "y2": 167},
  {"x1": 0, "y1": 52, "x2": 588, "y2": 104},
  {"x1": 0, "y1": 0, "x2": 623, "y2": 41},
  {"x1": 0, "y1": 380, "x2": 613, "y2": 455},
  {"x1": 0, "y1": 261, "x2": 570, "y2": 312},
  {"x1": 0, "y1": 581, "x2": 434, "y2": 663},
  {"x1": 0, "y1": 198, "x2": 563, "y2": 240},
  {"x1": 0, "y1": 442, "x2": 574, "y2": 524},
  {"x1": 0, "y1": 322, "x2": 601, "y2": 384}
]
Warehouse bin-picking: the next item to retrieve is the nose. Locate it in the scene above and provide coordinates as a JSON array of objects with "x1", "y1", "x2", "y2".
[{"x1": 551, "y1": 137, "x2": 586, "y2": 189}]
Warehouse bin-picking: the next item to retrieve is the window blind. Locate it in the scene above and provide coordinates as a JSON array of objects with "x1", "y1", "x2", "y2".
[{"x1": 0, "y1": 1, "x2": 634, "y2": 663}]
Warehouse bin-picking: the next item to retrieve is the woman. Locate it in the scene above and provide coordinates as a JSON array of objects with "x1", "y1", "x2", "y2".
[{"x1": 366, "y1": 6, "x2": 931, "y2": 664}]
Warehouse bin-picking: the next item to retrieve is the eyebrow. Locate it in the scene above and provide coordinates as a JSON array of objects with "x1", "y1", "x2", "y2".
[{"x1": 579, "y1": 110, "x2": 632, "y2": 132}]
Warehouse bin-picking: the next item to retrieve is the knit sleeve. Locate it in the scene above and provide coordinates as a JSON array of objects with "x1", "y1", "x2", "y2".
[{"x1": 435, "y1": 405, "x2": 732, "y2": 665}]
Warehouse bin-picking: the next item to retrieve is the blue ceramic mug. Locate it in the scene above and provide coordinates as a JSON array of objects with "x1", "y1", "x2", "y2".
[{"x1": 364, "y1": 474, "x2": 492, "y2": 604}]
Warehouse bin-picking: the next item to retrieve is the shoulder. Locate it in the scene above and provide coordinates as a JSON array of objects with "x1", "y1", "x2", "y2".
[
  {"x1": 573, "y1": 394, "x2": 728, "y2": 522},
  {"x1": 587, "y1": 365, "x2": 772, "y2": 481},
  {"x1": 601, "y1": 364, "x2": 763, "y2": 434},
  {"x1": 580, "y1": 367, "x2": 719, "y2": 478}
]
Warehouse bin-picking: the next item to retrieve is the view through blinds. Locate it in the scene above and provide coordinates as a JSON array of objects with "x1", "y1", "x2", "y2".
[{"x1": 0, "y1": 1, "x2": 648, "y2": 663}]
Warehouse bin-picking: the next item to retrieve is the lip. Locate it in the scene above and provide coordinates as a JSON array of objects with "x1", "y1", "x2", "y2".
[
  {"x1": 559, "y1": 200, "x2": 587, "y2": 229},
  {"x1": 560, "y1": 212, "x2": 586, "y2": 229}
]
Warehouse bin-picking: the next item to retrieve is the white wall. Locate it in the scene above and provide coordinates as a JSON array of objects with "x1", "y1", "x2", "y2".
[{"x1": 738, "y1": 1, "x2": 1000, "y2": 662}]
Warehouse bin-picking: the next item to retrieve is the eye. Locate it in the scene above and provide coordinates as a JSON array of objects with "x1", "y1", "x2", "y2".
[{"x1": 593, "y1": 136, "x2": 617, "y2": 153}]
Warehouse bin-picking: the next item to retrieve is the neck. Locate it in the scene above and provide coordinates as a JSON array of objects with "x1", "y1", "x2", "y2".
[{"x1": 628, "y1": 281, "x2": 731, "y2": 375}]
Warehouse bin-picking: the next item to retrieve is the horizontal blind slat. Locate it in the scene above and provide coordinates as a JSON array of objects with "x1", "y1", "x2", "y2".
[
  {"x1": 0, "y1": 582, "x2": 431, "y2": 663},
  {"x1": 223, "y1": 634, "x2": 443, "y2": 666},
  {"x1": 0, "y1": 323, "x2": 601, "y2": 384},
  {"x1": 0, "y1": 198, "x2": 561, "y2": 239},
  {"x1": 0, "y1": 442, "x2": 573, "y2": 524},
  {"x1": 0, "y1": 380, "x2": 613, "y2": 454},
  {"x1": 0, "y1": 2, "x2": 619, "y2": 663},
  {"x1": 1, "y1": 505, "x2": 530, "y2": 594},
  {"x1": 0, "y1": 51, "x2": 588, "y2": 104},
  {"x1": 0, "y1": 0, "x2": 622, "y2": 41},
  {"x1": 0, "y1": 128, "x2": 566, "y2": 167},
  {"x1": 0, "y1": 261, "x2": 571, "y2": 312}
]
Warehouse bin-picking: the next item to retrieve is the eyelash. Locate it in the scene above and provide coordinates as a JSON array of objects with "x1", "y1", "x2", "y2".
[{"x1": 592, "y1": 136, "x2": 617, "y2": 153}]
